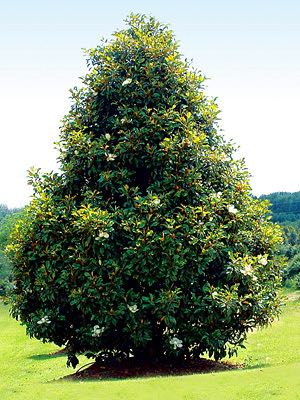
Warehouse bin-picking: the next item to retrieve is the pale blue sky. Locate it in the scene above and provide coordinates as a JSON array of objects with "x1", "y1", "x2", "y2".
[{"x1": 1, "y1": 0, "x2": 300, "y2": 207}]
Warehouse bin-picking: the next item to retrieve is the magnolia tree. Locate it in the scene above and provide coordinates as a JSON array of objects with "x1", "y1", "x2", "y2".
[{"x1": 8, "y1": 14, "x2": 282, "y2": 368}]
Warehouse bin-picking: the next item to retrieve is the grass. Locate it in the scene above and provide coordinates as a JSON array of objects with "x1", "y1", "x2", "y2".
[{"x1": 1, "y1": 291, "x2": 300, "y2": 400}]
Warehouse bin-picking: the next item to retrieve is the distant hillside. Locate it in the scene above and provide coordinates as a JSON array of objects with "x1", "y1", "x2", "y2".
[
  {"x1": 0, "y1": 204, "x2": 13, "y2": 221},
  {"x1": 260, "y1": 192, "x2": 300, "y2": 225},
  {"x1": 0, "y1": 204, "x2": 20, "y2": 221}
]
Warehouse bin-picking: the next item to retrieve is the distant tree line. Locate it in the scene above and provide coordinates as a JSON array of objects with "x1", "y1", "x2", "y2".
[
  {"x1": 0, "y1": 205, "x2": 23, "y2": 296},
  {"x1": 279, "y1": 225, "x2": 300, "y2": 289},
  {"x1": 259, "y1": 192, "x2": 300, "y2": 288},
  {"x1": 0, "y1": 204, "x2": 20, "y2": 220},
  {"x1": 260, "y1": 191, "x2": 300, "y2": 226}
]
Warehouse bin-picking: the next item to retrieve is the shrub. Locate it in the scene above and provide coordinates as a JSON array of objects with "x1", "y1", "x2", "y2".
[{"x1": 7, "y1": 14, "x2": 283, "y2": 368}]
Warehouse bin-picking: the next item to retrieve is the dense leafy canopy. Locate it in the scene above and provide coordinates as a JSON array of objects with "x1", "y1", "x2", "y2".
[{"x1": 8, "y1": 14, "x2": 283, "y2": 367}]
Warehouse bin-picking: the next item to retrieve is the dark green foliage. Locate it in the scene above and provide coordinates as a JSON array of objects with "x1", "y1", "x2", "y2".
[{"x1": 8, "y1": 14, "x2": 283, "y2": 366}]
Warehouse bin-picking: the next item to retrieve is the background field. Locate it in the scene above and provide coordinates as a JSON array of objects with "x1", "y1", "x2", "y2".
[{"x1": 1, "y1": 290, "x2": 299, "y2": 400}]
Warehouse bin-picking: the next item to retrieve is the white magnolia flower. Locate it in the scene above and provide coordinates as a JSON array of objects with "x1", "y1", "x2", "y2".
[
  {"x1": 152, "y1": 199, "x2": 161, "y2": 206},
  {"x1": 127, "y1": 304, "x2": 139, "y2": 313},
  {"x1": 259, "y1": 257, "x2": 268, "y2": 266},
  {"x1": 120, "y1": 117, "x2": 132, "y2": 124},
  {"x1": 105, "y1": 133, "x2": 111, "y2": 140},
  {"x1": 169, "y1": 337, "x2": 183, "y2": 349},
  {"x1": 241, "y1": 264, "x2": 252, "y2": 276},
  {"x1": 107, "y1": 153, "x2": 117, "y2": 161},
  {"x1": 122, "y1": 78, "x2": 132, "y2": 86},
  {"x1": 96, "y1": 231, "x2": 109, "y2": 240},
  {"x1": 211, "y1": 191, "x2": 222, "y2": 200},
  {"x1": 92, "y1": 325, "x2": 105, "y2": 337},
  {"x1": 37, "y1": 316, "x2": 51, "y2": 325},
  {"x1": 228, "y1": 205, "x2": 238, "y2": 214}
]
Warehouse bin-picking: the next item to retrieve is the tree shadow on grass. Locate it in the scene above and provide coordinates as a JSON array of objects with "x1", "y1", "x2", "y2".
[
  {"x1": 243, "y1": 361, "x2": 271, "y2": 370},
  {"x1": 240, "y1": 354, "x2": 272, "y2": 370},
  {"x1": 29, "y1": 348, "x2": 67, "y2": 361}
]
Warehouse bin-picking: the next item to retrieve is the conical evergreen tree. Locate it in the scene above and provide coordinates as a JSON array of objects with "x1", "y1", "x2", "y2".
[{"x1": 8, "y1": 14, "x2": 282, "y2": 367}]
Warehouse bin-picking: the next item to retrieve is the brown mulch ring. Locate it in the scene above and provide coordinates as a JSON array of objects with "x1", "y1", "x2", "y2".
[{"x1": 64, "y1": 358, "x2": 243, "y2": 380}]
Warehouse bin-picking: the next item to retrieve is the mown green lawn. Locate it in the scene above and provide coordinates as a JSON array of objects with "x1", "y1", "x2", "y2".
[{"x1": 1, "y1": 292, "x2": 300, "y2": 400}]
